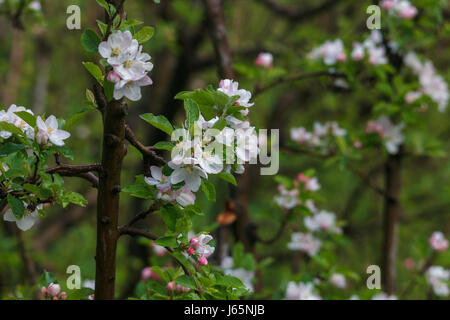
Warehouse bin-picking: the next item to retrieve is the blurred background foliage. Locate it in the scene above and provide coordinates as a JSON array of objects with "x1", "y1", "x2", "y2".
[{"x1": 0, "y1": 0, "x2": 449, "y2": 299}]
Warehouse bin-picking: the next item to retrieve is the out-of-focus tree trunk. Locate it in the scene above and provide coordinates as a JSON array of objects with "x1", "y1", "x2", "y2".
[
  {"x1": 32, "y1": 36, "x2": 51, "y2": 114},
  {"x1": 382, "y1": 151, "x2": 402, "y2": 295},
  {"x1": 3, "y1": 28, "x2": 24, "y2": 105}
]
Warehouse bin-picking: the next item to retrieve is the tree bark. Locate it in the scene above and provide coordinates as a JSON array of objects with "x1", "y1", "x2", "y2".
[
  {"x1": 382, "y1": 151, "x2": 402, "y2": 295},
  {"x1": 95, "y1": 98, "x2": 127, "y2": 300}
]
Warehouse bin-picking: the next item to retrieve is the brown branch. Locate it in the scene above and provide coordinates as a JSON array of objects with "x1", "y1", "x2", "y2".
[
  {"x1": 255, "y1": 0, "x2": 344, "y2": 22},
  {"x1": 123, "y1": 202, "x2": 160, "y2": 228},
  {"x1": 254, "y1": 71, "x2": 345, "y2": 96},
  {"x1": 15, "y1": 228, "x2": 37, "y2": 287},
  {"x1": 125, "y1": 125, "x2": 166, "y2": 166},
  {"x1": 45, "y1": 164, "x2": 101, "y2": 187},
  {"x1": 118, "y1": 226, "x2": 192, "y2": 277}
]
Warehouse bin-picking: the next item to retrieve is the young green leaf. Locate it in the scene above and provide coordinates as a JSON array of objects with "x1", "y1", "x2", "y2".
[
  {"x1": 81, "y1": 29, "x2": 101, "y2": 53},
  {"x1": 201, "y1": 179, "x2": 216, "y2": 202},
  {"x1": 184, "y1": 98, "x2": 200, "y2": 129},
  {"x1": 7, "y1": 194, "x2": 25, "y2": 220},
  {"x1": 216, "y1": 172, "x2": 237, "y2": 186},
  {"x1": 140, "y1": 113, "x2": 174, "y2": 136},
  {"x1": 155, "y1": 236, "x2": 178, "y2": 248},
  {"x1": 134, "y1": 26, "x2": 155, "y2": 44},
  {"x1": 82, "y1": 62, "x2": 103, "y2": 83}
]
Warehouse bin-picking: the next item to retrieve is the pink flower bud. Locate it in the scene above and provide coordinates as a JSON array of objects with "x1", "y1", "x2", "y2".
[
  {"x1": 337, "y1": 52, "x2": 347, "y2": 62},
  {"x1": 189, "y1": 237, "x2": 200, "y2": 249},
  {"x1": 53, "y1": 296, "x2": 59, "y2": 300},
  {"x1": 36, "y1": 130, "x2": 48, "y2": 145},
  {"x1": 403, "y1": 258, "x2": 415, "y2": 271},
  {"x1": 401, "y1": 7, "x2": 418, "y2": 19},
  {"x1": 59, "y1": 292, "x2": 67, "y2": 300},
  {"x1": 41, "y1": 286, "x2": 47, "y2": 297},
  {"x1": 141, "y1": 267, "x2": 153, "y2": 281},
  {"x1": 107, "y1": 71, "x2": 121, "y2": 84},
  {"x1": 187, "y1": 247, "x2": 194, "y2": 255},
  {"x1": 198, "y1": 256, "x2": 208, "y2": 266},
  {"x1": 354, "y1": 141, "x2": 362, "y2": 149},
  {"x1": 166, "y1": 281, "x2": 175, "y2": 291},
  {"x1": 47, "y1": 283, "x2": 61, "y2": 297},
  {"x1": 176, "y1": 284, "x2": 190, "y2": 293},
  {"x1": 380, "y1": 0, "x2": 394, "y2": 10}
]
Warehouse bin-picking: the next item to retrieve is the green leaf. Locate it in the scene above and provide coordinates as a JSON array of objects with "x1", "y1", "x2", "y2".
[
  {"x1": 134, "y1": 26, "x2": 155, "y2": 44},
  {"x1": 67, "y1": 288, "x2": 94, "y2": 300},
  {"x1": 153, "y1": 141, "x2": 174, "y2": 151},
  {"x1": 216, "y1": 172, "x2": 237, "y2": 186},
  {"x1": 82, "y1": 62, "x2": 103, "y2": 83},
  {"x1": 155, "y1": 236, "x2": 178, "y2": 248},
  {"x1": 104, "y1": 79, "x2": 115, "y2": 102},
  {"x1": 96, "y1": 20, "x2": 108, "y2": 36},
  {"x1": 216, "y1": 274, "x2": 245, "y2": 289},
  {"x1": 184, "y1": 98, "x2": 200, "y2": 129},
  {"x1": 14, "y1": 111, "x2": 36, "y2": 127},
  {"x1": 81, "y1": 29, "x2": 101, "y2": 53},
  {"x1": 7, "y1": 194, "x2": 25, "y2": 220},
  {"x1": 0, "y1": 121, "x2": 25, "y2": 136},
  {"x1": 122, "y1": 182, "x2": 153, "y2": 199},
  {"x1": 140, "y1": 113, "x2": 174, "y2": 136},
  {"x1": 175, "y1": 275, "x2": 197, "y2": 290},
  {"x1": 52, "y1": 145, "x2": 74, "y2": 160},
  {"x1": 0, "y1": 142, "x2": 25, "y2": 157},
  {"x1": 158, "y1": 205, "x2": 178, "y2": 231},
  {"x1": 39, "y1": 270, "x2": 57, "y2": 288},
  {"x1": 65, "y1": 106, "x2": 96, "y2": 130},
  {"x1": 95, "y1": 0, "x2": 110, "y2": 13},
  {"x1": 201, "y1": 179, "x2": 216, "y2": 202},
  {"x1": 121, "y1": 19, "x2": 144, "y2": 28},
  {"x1": 61, "y1": 192, "x2": 88, "y2": 208},
  {"x1": 147, "y1": 280, "x2": 167, "y2": 296}
]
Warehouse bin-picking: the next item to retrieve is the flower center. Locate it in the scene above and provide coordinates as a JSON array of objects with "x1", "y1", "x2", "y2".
[
  {"x1": 124, "y1": 60, "x2": 133, "y2": 69},
  {"x1": 112, "y1": 47, "x2": 121, "y2": 56}
]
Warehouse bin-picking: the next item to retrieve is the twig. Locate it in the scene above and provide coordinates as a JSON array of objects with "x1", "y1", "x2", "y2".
[
  {"x1": 118, "y1": 226, "x2": 192, "y2": 277},
  {"x1": 125, "y1": 125, "x2": 166, "y2": 166},
  {"x1": 123, "y1": 203, "x2": 160, "y2": 228},
  {"x1": 255, "y1": 0, "x2": 344, "y2": 22},
  {"x1": 254, "y1": 71, "x2": 345, "y2": 96}
]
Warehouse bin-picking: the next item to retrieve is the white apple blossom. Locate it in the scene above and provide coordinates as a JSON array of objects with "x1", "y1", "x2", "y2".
[
  {"x1": 218, "y1": 79, "x2": 254, "y2": 109},
  {"x1": 429, "y1": 232, "x2": 448, "y2": 252},
  {"x1": 404, "y1": 52, "x2": 449, "y2": 112},
  {"x1": 274, "y1": 186, "x2": 299, "y2": 210},
  {"x1": 290, "y1": 127, "x2": 311, "y2": 144},
  {"x1": 28, "y1": 1, "x2": 41, "y2": 11},
  {"x1": 305, "y1": 177, "x2": 321, "y2": 192},
  {"x1": 287, "y1": 232, "x2": 321, "y2": 256},
  {"x1": 36, "y1": 115, "x2": 70, "y2": 146},
  {"x1": 3, "y1": 204, "x2": 43, "y2": 231},
  {"x1": 367, "y1": 116, "x2": 404, "y2": 154},
  {"x1": 113, "y1": 75, "x2": 153, "y2": 101},
  {"x1": 221, "y1": 256, "x2": 255, "y2": 292},
  {"x1": 285, "y1": 282, "x2": 321, "y2": 300},
  {"x1": 98, "y1": 30, "x2": 139, "y2": 66},
  {"x1": 304, "y1": 210, "x2": 342, "y2": 234},
  {"x1": 169, "y1": 160, "x2": 207, "y2": 192},
  {"x1": 426, "y1": 266, "x2": 449, "y2": 297},
  {"x1": 308, "y1": 39, "x2": 346, "y2": 65},
  {"x1": 144, "y1": 166, "x2": 171, "y2": 192},
  {"x1": 235, "y1": 127, "x2": 258, "y2": 163},
  {"x1": 329, "y1": 273, "x2": 347, "y2": 289},
  {"x1": 114, "y1": 46, "x2": 153, "y2": 82},
  {"x1": 255, "y1": 52, "x2": 273, "y2": 69},
  {"x1": 380, "y1": 0, "x2": 418, "y2": 19},
  {"x1": 196, "y1": 234, "x2": 215, "y2": 258},
  {"x1": 371, "y1": 292, "x2": 397, "y2": 300}
]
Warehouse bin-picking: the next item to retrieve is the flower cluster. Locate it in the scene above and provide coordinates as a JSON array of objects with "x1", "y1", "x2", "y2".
[
  {"x1": 308, "y1": 39, "x2": 346, "y2": 66},
  {"x1": 287, "y1": 232, "x2": 322, "y2": 256},
  {"x1": 290, "y1": 121, "x2": 346, "y2": 151},
  {"x1": 429, "y1": 231, "x2": 448, "y2": 252},
  {"x1": 274, "y1": 173, "x2": 321, "y2": 210},
  {"x1": 99, "y1": 30, "x2": 153, "y2": 101},
  {"x1": 0, "y1": 104, "x2": 70, "y2": 146},
  {"x1": 380, "y1": 0, "x2": 418, "y2": 19},
  {"x1": 285, "y1": 281, "x2": 321, "y2": 300},
  {"x1": 221, "y1": 256, "x2": 255, "y2": 292},
  {"x1": 3, "y1": 203, "x2": 42, "y2": 231},
  {"x1": 185, "y1": 233, "x2": 215, "y2": 266},
  {"x1": 145, "y1": 80, "x2": 258, "y2": 208},
  {"x1": 404, "y1": 52, "x2": 449, "y2": 112},
  {"x1": 426, "y1": 266, "x2": 449, "y2": 297},
  {"x1": 365, "y1": 116, "x2": 404, "y2": 154},
  {"x1": 41, "y1": 283, "x2": 67, "y2": 300},
  {"x1": 255, "y1": 52, "x2": 273, "y2": 69},
  {"x1": 351, "y1": 30, "x2": 388, "y2": 66}
]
